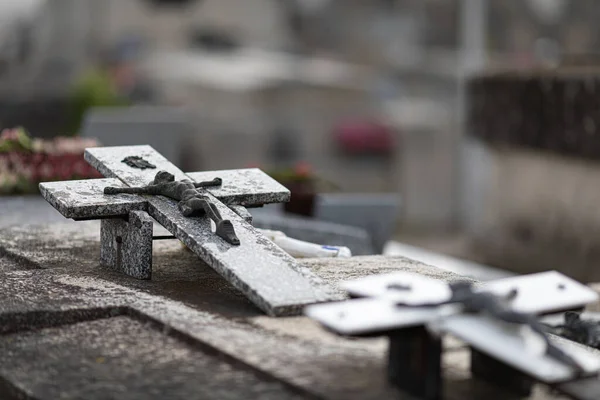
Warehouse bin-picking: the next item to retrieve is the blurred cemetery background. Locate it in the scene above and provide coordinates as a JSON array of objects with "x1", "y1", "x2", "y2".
[{"x1": 3, "y1": 0, "x2": 600, "y2": 281}]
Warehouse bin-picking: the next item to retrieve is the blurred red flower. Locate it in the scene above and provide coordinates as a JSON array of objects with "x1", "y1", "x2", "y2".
[{"x1": 294, "y1": 161, "x2": 312, "y2": 178}]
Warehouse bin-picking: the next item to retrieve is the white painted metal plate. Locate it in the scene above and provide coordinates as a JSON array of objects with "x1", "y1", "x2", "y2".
[
  {"x1": 439, "y1": 314, "x2": 600, "y2": 383},
  {"x1": 482, "y1": 271, "x2": 599, "y2": 315},
  {"x1": 305, "y1": 298, "x2": 456, "y2": 336},
  {"x1": 341, "y1": 272, "x2": 453, "y2": 305}
]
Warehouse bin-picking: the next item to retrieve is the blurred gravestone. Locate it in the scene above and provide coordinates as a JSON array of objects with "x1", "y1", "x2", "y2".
[
  {"x1": 267, "y1": 125, "x2": 301, "y2": 166},
  {"x1": 81, "y1": 106, "x2": 189, "y2": 168},
  {"x1": 251, "y1": 208, "x2": 374, "y2": 255},
  {"x1": 0, "y1": 94, "x2": 71, "y2": 139},
  {"x1": 314, "y1": 193, "x2": 400, "y2": 254}
]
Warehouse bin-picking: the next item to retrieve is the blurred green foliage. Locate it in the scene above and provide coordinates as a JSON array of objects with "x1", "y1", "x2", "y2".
[
  {"x1": 67, "y1": 69, "x2": 131, "y2": 136},
  {"x1": 0, "y1": 127, "x2": 33, "y2": 153}
]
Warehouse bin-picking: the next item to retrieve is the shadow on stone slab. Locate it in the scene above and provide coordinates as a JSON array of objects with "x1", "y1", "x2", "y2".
[
  {"x1": 0, "y1": 222, "x2": 264, "y2": 318},
  {"x1": 0, "y1": 311, "x2": 312, "y2": 400}
]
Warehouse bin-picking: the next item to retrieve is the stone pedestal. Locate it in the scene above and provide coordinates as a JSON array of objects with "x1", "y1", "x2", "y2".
[{"x1": 100, "y1": 211, "x2": 154, "y2": 280}]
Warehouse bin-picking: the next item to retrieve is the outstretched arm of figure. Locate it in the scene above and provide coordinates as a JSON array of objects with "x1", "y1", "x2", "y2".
[
  {"x1": 104, "y1": 185, "x2": 159, "y2": 195},
  {"x1": 493, "y1": 308, "x2": 586, "y2": 375},
  {"x1": 194, "y1": 177, "x2": 222, "y2": 188}
]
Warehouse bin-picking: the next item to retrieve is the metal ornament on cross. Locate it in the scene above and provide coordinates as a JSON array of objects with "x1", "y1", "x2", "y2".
[
  {"x1": 305, "y1": 271, "x2": 600, "y2": 400},
  {"x1": 39, "y1": 145, "x2": 341, "y2": 317}
]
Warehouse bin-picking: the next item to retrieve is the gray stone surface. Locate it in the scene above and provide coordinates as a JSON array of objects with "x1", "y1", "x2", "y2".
[
  {"x1": 0, "y1": 219, "x2": 578, "y2": 399},
  {"x1": 100, "y1": 211, "x2": 154, "y2": 280},
  {"x1": 84, "y1": 145, "x2": 340, "y2": 316},
  {"x1": 39, "y1": 178, "x2": 148, "y2": 220},
  {"x1": 0, "y1": 316, "x2": 305, "y2": 400},
  {"x1": 188, "y1": 168, "x2": 290, "y2": 207},
  {"x1": 39, "y1": 169, "x2": 289, "y2": 221}
]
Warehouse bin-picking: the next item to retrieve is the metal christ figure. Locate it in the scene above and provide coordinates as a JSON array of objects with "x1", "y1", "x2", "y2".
[
  {"x1": 104, "y1": 170, "x2": 240, "y2": 245},
  {"x1": 545, "y1": 311, "x2": 600, "y2": 349},
  {"x1": 448, "y1": 281, "x2": 586, "y2": 375}
]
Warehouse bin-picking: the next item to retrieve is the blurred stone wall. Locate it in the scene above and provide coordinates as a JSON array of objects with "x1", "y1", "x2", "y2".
[
  {"x1": 487, "y1": 0, "x2": 600, "y2": 57},
  {"x1": 466, "y1": 71, "x2": 600, "y2": 282}
]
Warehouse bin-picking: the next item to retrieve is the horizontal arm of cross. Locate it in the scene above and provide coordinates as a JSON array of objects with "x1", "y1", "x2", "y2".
[
  {"x1": 39, "y1": 178, "x2": 148, "y2": 220},
  {"x1": 40, "y1": 169, "x2": 289, "y2": 220},
  {"x1": 40, "y1": 168, "x2": 290, "y2": 221}
]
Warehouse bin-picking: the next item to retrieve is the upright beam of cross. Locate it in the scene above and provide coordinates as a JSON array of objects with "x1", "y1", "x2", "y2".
[{"x1": 40, "y1": 145, "x2": 341, "y2": 316}]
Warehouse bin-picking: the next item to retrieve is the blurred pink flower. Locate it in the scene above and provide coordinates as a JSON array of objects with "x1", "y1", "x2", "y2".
[
  {"x1": 294, "y1": 161, "x2": 312, "y2": 178},
  {"x1": 52, "y1": 136, "x2": 100, "y2": 154},
  {"x1": 0, "y1": 134, "x2": 103, "y2": 189},
  {"x1": 73, "y1": 160, "x2": 89, "y2": 177},
  {"x1": 0, "y1": 129, "x2": 19, "y2": 141},
  {"x1": 32, "y1": 139, "x2": 45, "y2": 153},
  {"x1": 0, "y1": 171, "x2": 18, "y2": 187},
  {"x1": 38, "y1": 163, "x2": 55, "y2": 180},
  {"x1": 0, "y1": 156, "x2": 8, "y2": 172},
  {"x1": 13, "y1": 162, "x2": 33, "y2": 180}
]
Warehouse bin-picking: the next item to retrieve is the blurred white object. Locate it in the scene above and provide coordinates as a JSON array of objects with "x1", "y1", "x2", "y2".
[
  {"x1": 527, "y1": 0, "x2": 567, "y2": 24},
  {"x1": 259, "y1": 228, "x2": 351, "y2": 258},
  {"x1": 0, "y1": 0, "x2": 45, "y2": 41},
  {"x1": 0, "y1": 0, "x2": 45, "y2": 21},
  {"x1": 383, "y1": 240, "x2": 512, "y2": 281},
  {"x1": 0, "y1": 0, "x2": 46, "y2": 61}
]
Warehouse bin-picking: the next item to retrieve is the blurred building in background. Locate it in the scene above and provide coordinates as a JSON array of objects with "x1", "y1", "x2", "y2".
[{"x1": 3, "y1": 0, "x2": 600, "y2": 255}]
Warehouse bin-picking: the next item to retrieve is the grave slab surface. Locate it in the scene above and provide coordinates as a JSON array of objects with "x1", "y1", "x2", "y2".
[
  {"x1": 0, "y1": 215, "x2": 598, "y2": 399},
  {"x1": 0, "y1": 316, "x2": 304, "y2": 400}
]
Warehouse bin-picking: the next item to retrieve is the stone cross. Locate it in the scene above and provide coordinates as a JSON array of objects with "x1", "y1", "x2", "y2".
[{"x1": 39, "y1": 145, "x2": 341, "y2": 316}]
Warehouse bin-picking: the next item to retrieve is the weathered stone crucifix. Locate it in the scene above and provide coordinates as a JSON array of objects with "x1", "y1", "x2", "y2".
[
  {"x1": 40, "y1": 145, "x2": 340, "y2": 316},
  {"x1": 103, "y1": 170, "x2": 240, "y2": 245}
]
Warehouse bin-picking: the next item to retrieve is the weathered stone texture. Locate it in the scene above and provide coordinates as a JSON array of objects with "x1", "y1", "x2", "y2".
[
  {"x1": 187, "y1": 168, "x2": 290, "y2": 207},
  {"x1": 1, "y1": 198, "x2": 597, "y2": 399},
  {"x1": 84, "y1": 145, "x2": 339, "y2": 316},
  {"x1": 39, "y1": 178, "x2": 147, "y2": 220},
  {"x1": 100, "y1": 211, "x2": 154, "y2": 279}
]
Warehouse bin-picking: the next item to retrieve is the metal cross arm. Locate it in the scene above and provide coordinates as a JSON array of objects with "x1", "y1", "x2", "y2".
[
  {"x1": 39, "y1": 145, "x2": 341, "y2": 317},
  {"x1": 305, "y1": 271, "x2": 600, "y2": 400}
]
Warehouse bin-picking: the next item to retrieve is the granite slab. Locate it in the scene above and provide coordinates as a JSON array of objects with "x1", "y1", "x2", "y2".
[
  {"x1": 84, "y1": 145, "x2": 340, "y2": 316},
  {"x1": 0, "y1": 316, "x2": 304, "y2": 400},
  {"x1": 0, "y1": 221, "x2": 597, "y2": 400},
  {"x1": 188, "y1": 168, "x2": 290, "y2": 207},
  {"x1": 39, "y1": 178, "x2": 148, "y2": 220},
  {"x1": 0, "y1": 220, "x2": 593, "y2": 400}
]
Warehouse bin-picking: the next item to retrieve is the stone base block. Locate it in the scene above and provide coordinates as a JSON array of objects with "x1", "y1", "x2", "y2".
[{"x1": 100, "y1": 211, "x2": 153, "y2": 280}]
